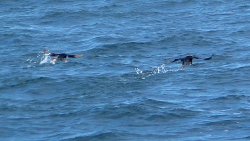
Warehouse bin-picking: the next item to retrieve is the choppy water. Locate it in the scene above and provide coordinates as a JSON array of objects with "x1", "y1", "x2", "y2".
[{"x1": 1, "y1": 0, "x2": 250, "y2": 140}]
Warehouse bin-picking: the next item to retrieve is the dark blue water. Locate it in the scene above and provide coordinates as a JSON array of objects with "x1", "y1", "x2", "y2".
[{"x1": 1, "y1": 0, "x2": 250, "y2": 140}]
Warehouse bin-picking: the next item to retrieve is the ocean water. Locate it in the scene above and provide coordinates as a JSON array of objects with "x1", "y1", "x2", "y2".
[{"x1": 1, "y1": 0, "x2": 250, "y2": 140}]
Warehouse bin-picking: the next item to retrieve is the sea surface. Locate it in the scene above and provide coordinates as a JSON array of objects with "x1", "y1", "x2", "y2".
[{"x1": 1, "y1": 0, "x2": 250, "y2": 141}]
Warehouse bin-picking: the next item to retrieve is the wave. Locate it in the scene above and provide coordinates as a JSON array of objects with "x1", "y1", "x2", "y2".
[
  {"x1": 156, "y1": 30, "x2": 227, "y2": 48},
  {"x1": 146, "y1": 108, "x2": 199, "y2": 122},
  {"x1": 45, "y1": 10, "x2": 93, "y2": 18},
  {"x1": 61, "y1": 131, "x2": 160, "y2": 141},
  {"x1": 38, "y1": 8, "x2": 100, "y2": 25},
  {"x1": 87, "y1": 97, "x2": 199, "y2": 121},
  {"x1": 201, "y1": 119, "x2": 240, "y2": 127},
  {"x1": 61, "y1": 131, "x2": 122, "y2": 141},
  {"x1": 0, "y1": 76, "x2": 56, "y2": 93},
  {"x1": 82, "y1": 28, "x2": 222, "y2": 62},
  {"x1": 85, "y1": 31, "x2": 221, "y2": 61},
  {"x1": 87, "y1": 40, "x2": 152, "y2": 55},
  {"x1": 89, "y1": 103, "x2": 148, "y2": 119},
  {"x1": 142, "y1": 98, "x2": 178, "y2": 107},
  {"x1": 209, "y1": 95, "x2": 249, "y2": 102},
  {"x1": 61, "y1": 130, "x2": 173, "y2": 141}
]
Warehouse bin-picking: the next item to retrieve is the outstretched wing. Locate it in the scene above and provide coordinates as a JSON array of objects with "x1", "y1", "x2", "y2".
[
  {"x1": 204, "y1": 54, "x2": 214, "y2": 60},
  {"x1": 193, "y1": 56, "x2": 200, "y2": 59},
  {"x1": 172, "y1": 58, "x2": 180, "y2": 63}
]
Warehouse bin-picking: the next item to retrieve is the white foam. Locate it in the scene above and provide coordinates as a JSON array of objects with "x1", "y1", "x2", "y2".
[
  {"x1": 39, "y1": 54, "x2": 51, "y2": 64},
  {"x1": 39, "y1": 53, "x2": 56, "y2": 65},
  {"x1": 135, "y1": 63, "x2": 183, "y2": 79}
]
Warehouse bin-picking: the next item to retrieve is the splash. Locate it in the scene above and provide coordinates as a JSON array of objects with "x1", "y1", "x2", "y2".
[
  {"x1": 135, "y1": 63, "x2": 183, "y2": 79},
  {"x1": 39, "y1": 53, "x2": 55, "y2": 64},
  {"x1": 26, "y1": 52, "x2": 55, "y2": 67}
]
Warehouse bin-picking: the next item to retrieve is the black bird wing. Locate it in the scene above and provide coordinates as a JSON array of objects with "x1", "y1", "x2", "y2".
[
  {"x1": 203, "y1": 54, "x2": 214, "y2": 60},
  {"x1": 172, "y1": 58, "x2": 180, "y2": 63}
]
